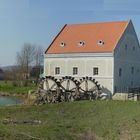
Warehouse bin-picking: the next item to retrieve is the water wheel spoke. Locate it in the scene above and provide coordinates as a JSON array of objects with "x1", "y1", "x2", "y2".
[
  {"x1": 66, "y1": 80, "x2": 70, "y2": 91},
  {"x1": 85, "y1": 80, "x2": 88, "y2": 91},
  {"x1": 45, "y1": 80, "x2": 49, "y2": 90},
  {"x1": 50, "y1": 83, "x2": 56, "y2": 90},
  {"x1": 70, "y1": 87, "x2": 76, "y2": 91},
  {"x1": 79, "y1": 87, "x2": 85, "y2": 92},
  {"x1": 89, "y1": 86, "x2": 97, "y2": 92},
  {"x1": 60, "y1": 85, "x2": 66, "y2": 91}
]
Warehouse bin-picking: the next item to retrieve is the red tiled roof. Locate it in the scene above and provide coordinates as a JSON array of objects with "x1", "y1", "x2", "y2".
[{"x1": 45, "y1": 21, "x2": 129, "y2": 54}]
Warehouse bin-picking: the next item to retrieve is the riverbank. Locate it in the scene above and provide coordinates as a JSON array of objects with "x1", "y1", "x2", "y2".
[
  {"x1": 0, "y1": 91, "x2": 27, "y2": 97},
  {"x1": 0, "y1": 81, "x2": 37, "y2": 104},
  {"x1": 0, "y1": 81, "x2": 37, "y2": 95}
]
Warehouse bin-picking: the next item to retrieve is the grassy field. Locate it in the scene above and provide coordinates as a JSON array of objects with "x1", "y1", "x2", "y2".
[
  {"x1": 0, "y1": 101, "x2": 140, "y2": 140},
  {"x1": 0, "y1": 81, "x2": 37, "y2": 95}
]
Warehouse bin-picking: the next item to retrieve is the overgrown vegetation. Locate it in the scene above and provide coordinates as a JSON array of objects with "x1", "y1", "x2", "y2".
[
  {"x1": 0, "y1": 101, "x2": 140, "y2": 139},
  {"x1": 0, "y1": 81, "x2": 37, "y2": 94}
]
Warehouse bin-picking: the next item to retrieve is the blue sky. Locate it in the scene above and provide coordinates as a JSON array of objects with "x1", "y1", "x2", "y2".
[{"x1": 0, "y1": 0, "x2": 140, "y2": 66}]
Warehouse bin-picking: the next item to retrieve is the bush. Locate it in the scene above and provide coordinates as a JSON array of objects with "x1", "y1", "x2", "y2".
[{"x1": 12, "y1": 81, "x2": 18, "y2": 87}]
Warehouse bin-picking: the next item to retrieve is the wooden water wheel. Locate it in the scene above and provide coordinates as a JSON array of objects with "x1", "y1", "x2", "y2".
[
  {"x1": 42, "y1": 76, "x2": 60, "y2": 103},
  {"x1": 59, "y1": 76, "x2": 80, "y2": 102},
  {"x1": 79, "y1": 77, "x2": 101, "y2": 100}
]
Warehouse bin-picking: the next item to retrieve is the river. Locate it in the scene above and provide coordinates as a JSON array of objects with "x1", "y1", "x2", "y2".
[{"x1": 0, "y1": 96, "x2": 22, "y2": 106}]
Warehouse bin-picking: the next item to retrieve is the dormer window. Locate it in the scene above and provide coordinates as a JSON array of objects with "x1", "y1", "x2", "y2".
[
  {"x1": 98, "y1": 40, "x2": 104, "y2": 46},
  {"x1": 78, "y1": 41, "x2": 85, "y2": 47},
  {"x1": 60, "y1": 42, "x2": 65, "y2": 47}
]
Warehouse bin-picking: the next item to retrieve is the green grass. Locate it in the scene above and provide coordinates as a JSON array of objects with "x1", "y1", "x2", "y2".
[
  {"x1": 0, "y1": 101, "x2": 140, "y2": 139},
  {"x1": 0, "y1": 81, "x2": 37, "y2": 94}
]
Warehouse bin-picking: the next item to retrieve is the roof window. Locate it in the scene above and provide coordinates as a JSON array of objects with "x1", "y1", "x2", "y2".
[
  {"x1": 78, "y1": 41, "x2": 85, "y2": 47},
  {"x1": 98, "y1": 40, "x2": 104, "y2": 46},
  {"x1": 60, "y1": 42, "x2": 65, "y2": 47}
]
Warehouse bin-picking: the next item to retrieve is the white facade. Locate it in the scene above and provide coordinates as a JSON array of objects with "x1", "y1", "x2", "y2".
[
  {"x1": 44, "y1": 21, "x2": 140, "y2": 95},
  {"x1": 44, "y1": 53, "x2": 114, "y2": 94}
]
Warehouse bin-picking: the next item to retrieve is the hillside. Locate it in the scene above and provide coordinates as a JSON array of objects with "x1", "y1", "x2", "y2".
[{"x1": 0, "y1": 101, "x2": 140, "y2": 140}]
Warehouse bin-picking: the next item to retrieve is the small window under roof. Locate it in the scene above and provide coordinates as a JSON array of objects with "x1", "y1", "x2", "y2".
[
  {"x1": 98, "y1": 40, "x2": 104, "y2": 46},
  {"x1": 78, "y1": 41, "x2": 85, "y2": 47},
  {"x1": 60, "y1": 42, "x2": 66, "y2": 47}
]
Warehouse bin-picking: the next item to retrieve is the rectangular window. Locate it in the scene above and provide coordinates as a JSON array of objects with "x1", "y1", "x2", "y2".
[
  {"x1": 131, "y1": 67, "x2": 134, "y2": 74},
  {"x1": 55, "y1": 67, "x2": 60, "y2": 75},
  {"x1": 119, "y1": 68, "x2": 122, "y2": 77},
  {"x1": 73, "y1": 67, "x2": 78, "y2": 75},
  {"x1": 125, "y1": 44, "x2": 127, "y2": 50},
  {"x1": 93, "y1": 67, "x2": 98, "y2": 75},
  {"x1": 131, "y1": 81, "x2": 133, "y2": 86}
]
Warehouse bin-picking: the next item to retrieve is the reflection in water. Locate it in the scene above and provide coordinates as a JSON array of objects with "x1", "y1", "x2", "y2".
[{"x1": 0, "y1": 96, "x2": 22, "y2": 105}]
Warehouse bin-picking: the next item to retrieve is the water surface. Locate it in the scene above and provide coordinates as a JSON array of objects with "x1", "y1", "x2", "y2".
[{"x1": 0, "y1": 96, "x2": 22, "y2": 106}]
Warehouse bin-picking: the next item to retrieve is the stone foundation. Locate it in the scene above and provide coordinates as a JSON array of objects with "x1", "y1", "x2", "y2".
[{"x1": 112, "y1": 93, "x2": 138, "y2": 101}]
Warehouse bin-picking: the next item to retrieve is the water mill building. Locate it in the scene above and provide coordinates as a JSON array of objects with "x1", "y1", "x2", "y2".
[{"x1": 44, "y1": 20, "x2": 140, "y2": 95}]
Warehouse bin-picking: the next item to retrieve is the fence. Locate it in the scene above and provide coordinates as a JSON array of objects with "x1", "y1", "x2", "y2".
[{"x1": 114, "y1": 87, "x2": 140, "y2": 101}]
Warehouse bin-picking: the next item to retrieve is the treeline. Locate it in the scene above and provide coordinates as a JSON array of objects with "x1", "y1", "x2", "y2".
[{"x1": 4, "y1": 43, "x2": 44, "y2": 87}]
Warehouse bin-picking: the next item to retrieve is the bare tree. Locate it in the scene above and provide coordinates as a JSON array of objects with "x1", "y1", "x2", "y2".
[
  {"x1": 16, "y1": 43, "x2": 35, "y2": 86},
  {"x1": 16, "y1": 44, "x2": 44, "y2": 86},
  {"x1": 34, "y1": 46, "x2": 43, "y2": 67},
  {"x1": 31, "y1": 46, "x2": 44, "y2": 85}
]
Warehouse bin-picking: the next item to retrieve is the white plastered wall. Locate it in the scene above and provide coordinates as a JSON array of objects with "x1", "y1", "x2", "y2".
[{"x1": 44, "y1": 53, "x2": 114, "y2": 94}]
